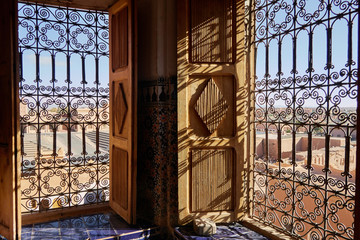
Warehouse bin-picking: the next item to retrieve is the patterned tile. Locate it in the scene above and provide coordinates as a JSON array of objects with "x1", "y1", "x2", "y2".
[
  {"x1": 59, "y1": 217, "x2": 86, "y2": 229},
  {"x1": 60, "y1": 228, "x2": 89, "y2": 238},
  {"x1": 31, "y1": 227, "x2": 61, "y2": 237},
  {"x1": 35, "y1": 237, "x2": 62, "y2": 240},
  {"x1": 61, "y1": 237, "x2": 89, "y2": 240},
  {"x1": 33, "y1": 220, "x2": 59, "y2": 228},
  {"x1": 21, "y1": 225, "x2": 33, "y2": 234},
  {"x1": 84, "y1": 214, "x2": 112, "y2": 229},
  {"x1": 174, "y1": 223, "x2": 270, "y2": 240},
  {"x1": 20, "y1": 232, "x2": 32, "y2": 240},
  {"x1": 20, "y1": 212, "x2": 158, "y2": 240},
  {"x1": 88, "y1": 229, "x2": 118, "y2": 239}
]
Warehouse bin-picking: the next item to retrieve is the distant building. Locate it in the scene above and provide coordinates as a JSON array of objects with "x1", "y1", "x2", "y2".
[{"x1": 256, "y1": 135, "x2": 356, "y2": 172}]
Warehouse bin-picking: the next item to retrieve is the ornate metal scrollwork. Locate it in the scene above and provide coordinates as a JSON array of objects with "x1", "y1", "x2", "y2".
[
  {"x1": 18, "y1": 2, "x2": 110, "y2": 213},
  {"x1": 247, "y1": 0, "x2": 358, "y2": 239}
]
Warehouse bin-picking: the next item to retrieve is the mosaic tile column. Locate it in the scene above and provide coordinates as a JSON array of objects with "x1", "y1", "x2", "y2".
[{"x1": 137, "y1": 76, "x2": 178, "y2": 237}]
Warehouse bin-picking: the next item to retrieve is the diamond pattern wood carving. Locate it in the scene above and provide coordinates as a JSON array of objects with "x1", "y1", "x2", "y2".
[
  {"x1": 115, "y1": 83, "x2": 128, "y2": 134},
  {"x1": 194, "y1": 78, "x2": 228, "y2": 134}
]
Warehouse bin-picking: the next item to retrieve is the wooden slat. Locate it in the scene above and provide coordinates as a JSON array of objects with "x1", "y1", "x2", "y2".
[
  {"x1": 189, "y1": 0, "x2": 234, "y2": 63},
  {"x1": 191, "y1": 149, "x2": 233, "y2": 212},
  {"x1": 189, "y1": 75, "x2": 235, "y2": 138},
  {"x1": 193, "y1": 78, "x2": 228, "y2": 134}
]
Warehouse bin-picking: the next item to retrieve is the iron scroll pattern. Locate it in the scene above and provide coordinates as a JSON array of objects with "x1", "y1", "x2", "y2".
[
  {"x1": 18, "y1": 2, "x2": 110, "y2": 213},
  {"x1": 246, "y1": 0, "x2": 358, "y2": 239}
]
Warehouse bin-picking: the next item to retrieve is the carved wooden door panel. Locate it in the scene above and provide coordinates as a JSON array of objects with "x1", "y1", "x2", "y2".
[
  {"x1": 0, "y1": 0, "x2": 21, "y2": 239},
  {"x1": 109, "y1": 0, "x2": 137, "y2": 224},
  {"x1": 177, "y1": 0, "x2": 246, "y2": 224}
]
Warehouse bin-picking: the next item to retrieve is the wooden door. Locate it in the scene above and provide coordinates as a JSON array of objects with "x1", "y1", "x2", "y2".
[
  {"x1": 177, "y1": 0, "x2": 247, "y2": 224},
  {"x1": 109, "y1": 0, "x2": 137, "y2": 225},
  {"x1": 0, "y1": 0, "x2": 21, "y2": 239}
]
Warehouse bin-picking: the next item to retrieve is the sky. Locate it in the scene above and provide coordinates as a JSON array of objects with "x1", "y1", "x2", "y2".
[{"x1": 254, "y1": 0, "x2": 358, "y2": 108}]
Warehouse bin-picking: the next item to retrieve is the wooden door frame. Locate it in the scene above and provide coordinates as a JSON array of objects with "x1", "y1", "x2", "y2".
[{"x1": 0, "y1": 0, "x2": 21, "y2": 239}]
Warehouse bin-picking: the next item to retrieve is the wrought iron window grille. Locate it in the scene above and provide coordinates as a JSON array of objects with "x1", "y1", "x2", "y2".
[
  {"x1": 246, "y1": 0, "x2": 358, "y2": 239},
  {"x1": 18, "y1": 1, "x2": 110, "y2": 214}
]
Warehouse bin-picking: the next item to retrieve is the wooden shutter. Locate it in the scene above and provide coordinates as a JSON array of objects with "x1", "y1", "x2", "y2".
[
  {"x1": 109, "y1": 0, "x2": 137, "y2": 224},
  {"x1": 0, "y1": 0, "x2": 21, "y2": 239},
  {"x1": 177, "y1": 0, "x2": 246, "y2": 224}
]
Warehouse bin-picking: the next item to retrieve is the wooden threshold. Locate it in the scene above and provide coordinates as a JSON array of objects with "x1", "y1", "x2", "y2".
[{"x1": 22, "y1": 202, "x2": 111, "y2": 225}]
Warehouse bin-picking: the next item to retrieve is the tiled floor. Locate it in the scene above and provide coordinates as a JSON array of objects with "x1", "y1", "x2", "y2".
[
  {"x1": 1, "y1": 215, "x2": 269, "y2": 240},
  {"x1": 21, "y1": 212, "x2": 158, "y2": 240},
  {"x1": 174, "y1": 223, "x2": 270, "y2": 240}
]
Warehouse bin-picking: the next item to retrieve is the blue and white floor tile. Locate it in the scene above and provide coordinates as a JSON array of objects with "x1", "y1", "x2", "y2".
[
  {"x1": 174, "y1": 223, "x2": 270, "y2": 240},
  {"x1": 20, "y1": 212, "x2": 159, "y2": 240}
]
